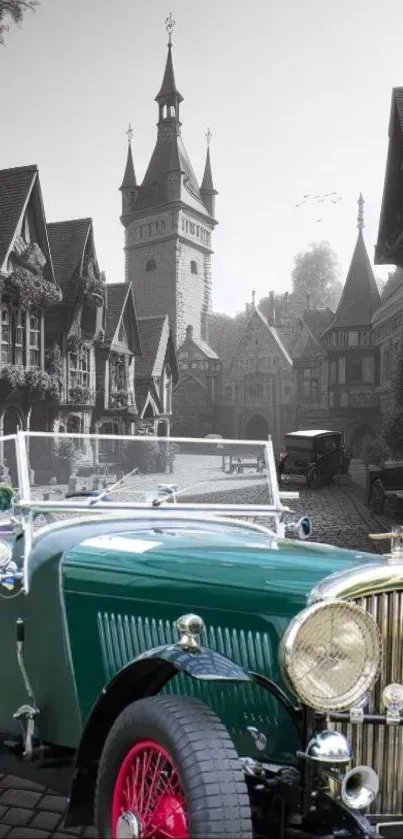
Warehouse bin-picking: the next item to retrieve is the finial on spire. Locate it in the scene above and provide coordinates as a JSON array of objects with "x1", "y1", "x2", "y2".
[
  {"x1": 126, "y1": 123, "x2": 134, "y2": 144},
  {"x1": 165, "y1": 11, "x2": 176, "y2": 44},
  {"x1": 206, "y1": 127, "x2": 212, "y2": 147},
  {"x1": 357, "y1": 192, "x2": 365, "y2": 230}
]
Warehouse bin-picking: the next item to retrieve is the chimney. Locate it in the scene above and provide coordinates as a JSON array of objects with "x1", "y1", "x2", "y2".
[
  {"x1": 306, "y1": 292, "x2": 311, "y2": 310},
  {"x1": 186, "y1": 324, "x2": 194, "y2": 341},
  {"x1": 284, "y1": 291, "x2": 289, "y2": 313}
]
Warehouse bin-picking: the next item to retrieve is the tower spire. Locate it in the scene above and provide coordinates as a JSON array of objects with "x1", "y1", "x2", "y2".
[
  {"x1": 201, "y1": 128, "x2": 218, "y2": 217},
  {"x1": 155, "y1": 14, "x2": 183, "y2": 127},
  {"x1": 120, "y1": 124, "x2": 137, "y2": 190},
  {"x1": 357, "y1": 192, "x2": 365, "y2": 231},
  {"x1": 119, "y1": 123, "x2": 138, "y2": 217}
]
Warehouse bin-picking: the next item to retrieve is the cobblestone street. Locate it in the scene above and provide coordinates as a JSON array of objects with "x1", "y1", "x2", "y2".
[{"x1": 0, "y1": 473, "x2": 393, "y2": 836}]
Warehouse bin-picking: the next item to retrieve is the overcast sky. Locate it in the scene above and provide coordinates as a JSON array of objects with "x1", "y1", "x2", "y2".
[{"x1": 1, "y1": 0, "x2": 401, "y2": 315}]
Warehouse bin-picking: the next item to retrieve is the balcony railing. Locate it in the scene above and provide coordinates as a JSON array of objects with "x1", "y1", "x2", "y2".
[
  {"x1": 347, "y1": 390, "x2": 380, "y2": 408},
  {"x1": 109, "y1": 391, "x2": 135, "y2": 410},
  {"x1": 63, "y1": 386, "x2": 96, "y2": 406}
]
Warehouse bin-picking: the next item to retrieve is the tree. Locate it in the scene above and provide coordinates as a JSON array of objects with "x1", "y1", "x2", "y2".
[
  {"x1": 0, "y1": 0, "x2": 38, "y2": 45},
  {"x1": 291, "y1": 241, "x2": 343, "y2": 311}
]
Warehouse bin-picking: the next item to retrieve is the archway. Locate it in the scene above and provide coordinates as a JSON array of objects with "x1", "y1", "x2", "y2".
[
  {"x1": 2, "y1": 407, "x2": 23, "y2": 486},
  {"x1": 245, "y1": 414, "x2": 269, "y2": 441}
]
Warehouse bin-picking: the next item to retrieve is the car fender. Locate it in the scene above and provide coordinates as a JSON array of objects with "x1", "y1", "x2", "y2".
[{"x1": 65, "y1": 644, "x2": 251, "y2": 826}]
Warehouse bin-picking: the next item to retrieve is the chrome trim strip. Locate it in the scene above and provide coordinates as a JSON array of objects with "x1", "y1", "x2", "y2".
[{"x1": 308, "y1": 561, "x2": 403, "y2": 603}]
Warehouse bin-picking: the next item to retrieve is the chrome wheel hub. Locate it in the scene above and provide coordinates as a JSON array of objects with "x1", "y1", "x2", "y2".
[{"x1": 116, "y1": 811, "x2": 142, "y2": 839}]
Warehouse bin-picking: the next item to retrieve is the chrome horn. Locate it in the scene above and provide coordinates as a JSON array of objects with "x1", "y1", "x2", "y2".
[{"x1": 340, "y1": 765, "x2": 379, "y2": 811}]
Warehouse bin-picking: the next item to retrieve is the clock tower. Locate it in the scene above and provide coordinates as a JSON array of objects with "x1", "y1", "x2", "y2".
[{"x1": 119, "y1": 16, "x2": 218, "y2": 347}]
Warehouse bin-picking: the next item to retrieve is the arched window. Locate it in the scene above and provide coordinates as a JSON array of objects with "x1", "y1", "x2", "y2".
[
  {"x1": 190, "y1": 260, "x2": 198, "y2": 275},
  {"x1": 146, "y1": 259, "x2": 156, "y2": 272}
]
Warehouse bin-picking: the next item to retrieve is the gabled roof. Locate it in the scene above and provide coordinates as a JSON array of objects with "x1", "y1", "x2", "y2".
[
  {"x1": 375, "y1": 88, "x2": 403, "y2": 265},
  {"x1": 0, "y1": 165, "x2": 37, "y2": 271},
  {"x1": 47, "y1": 218, "x2": 92, "y2": 295},
  {"x1": 188, "y1": 335, "x2": 218, "y2": 360},
  {"x1": 302, "y1": 307, "x2": 334, "y2": 339},
  {"x1": 208, "y1": 311, "x2": 249, "y2": 362},
  {"x1": 229, "y1": 307, "x2": 293, "y2": 371},
  {"x1": 136, "y1": 315, "x2": 178, "y2": 384},
  {"x1": 0, "y1": 166, "x2": 56, "y2": 285},
  {"x1": 323, "y1": 231, "x2": 381, "y2": 331},
  {"x1": 105, "y1": 283, "x2": 141, "y2": 355}
]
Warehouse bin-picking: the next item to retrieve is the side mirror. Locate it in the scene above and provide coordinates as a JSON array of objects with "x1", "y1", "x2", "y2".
[
  {"x1": 296, "y1": 516, "x2": 312, "y2": 539},
  {"x1": 287, "y1": 516, "x2": 313, "y2": 540},
  {"x1": 0, "y1": 485, "x2": 14, "y2": 513}
]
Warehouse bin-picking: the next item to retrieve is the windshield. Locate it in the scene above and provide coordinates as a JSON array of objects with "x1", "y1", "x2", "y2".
[{"x1": 0, "y1": 431, "x2": 297, "y2": 523}]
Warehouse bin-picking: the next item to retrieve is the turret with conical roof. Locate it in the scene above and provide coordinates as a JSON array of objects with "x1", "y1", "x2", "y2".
[
  {"x1": 119, "y1": 125, "x2": 139, "y2": 217},
  {"x1": 322, "y1": 194, "x2": 381, "y2": 435},
  {"x1": 323, "y1": 194, "x2": 381, "y2": 333}
]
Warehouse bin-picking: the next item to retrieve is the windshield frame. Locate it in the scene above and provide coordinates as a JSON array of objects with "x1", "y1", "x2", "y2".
[{"x1": 0, "y1": 430, "x2": 299, "y2": 593}]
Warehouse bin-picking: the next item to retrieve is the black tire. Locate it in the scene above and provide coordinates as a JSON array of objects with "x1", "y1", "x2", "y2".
[
  {"x1": 306, "y1": 465, "x2": 323, "y2": 489},
  {"x1": 370, "y1": 481, "x2": 385, "y2": 516},
  {"x1": 94, "y1": 695, "x2": 253, "y2": 839}
]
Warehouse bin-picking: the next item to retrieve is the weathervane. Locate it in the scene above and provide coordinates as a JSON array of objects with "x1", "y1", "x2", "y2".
[
  {"x1": 165, "y1": 12, "x2": 176, "y2": 44},
  {"x1": 126, "y1": 123, "x2": 133, "y2": 144},
  {"x1": 206, "y1": 127, "x2": 212, "y2": 147},
  {"x1": 357, "y1": 192, "x2": 365, "y2": 230}
]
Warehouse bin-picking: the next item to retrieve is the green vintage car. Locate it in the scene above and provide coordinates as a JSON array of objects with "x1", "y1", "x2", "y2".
[{"x1": 0, "y1": 431, "x2": 401, "y2": 839}]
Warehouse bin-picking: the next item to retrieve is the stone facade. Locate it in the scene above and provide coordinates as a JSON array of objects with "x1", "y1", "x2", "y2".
[{"x1": 173, "y1": 325, "x2": 221, "y2": 436}]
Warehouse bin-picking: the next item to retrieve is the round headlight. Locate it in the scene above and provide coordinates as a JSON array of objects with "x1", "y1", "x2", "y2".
[{"x1": 280, "y1": 599, "x2": 381, "y2": 711}]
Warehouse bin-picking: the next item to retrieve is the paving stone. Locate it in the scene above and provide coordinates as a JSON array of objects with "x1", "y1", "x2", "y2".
[
  {"x1": 0, "y1": 790, "x2": 42, "y2": 809},
  {"x1": 0, "y1": 810, "x2": 7, "y2": 822},
  {"x1": 7, "y1": 829, "x2": 50, "y2": 838},
  {"x1": 0, "y1": 776, "x2": 45, "y2": 792},
  {"x1": 35, "y1": 795, "x2": 66, "y2": 815},
  {"x1": 1, "y1": 808, "x2": 34, "y2": 826},
  {"x1": 0, "y1": 825, "x2": 11, "y2": 838},
  {"x1": 29, "y1": 812, "x2": 62, "y2": 832}
]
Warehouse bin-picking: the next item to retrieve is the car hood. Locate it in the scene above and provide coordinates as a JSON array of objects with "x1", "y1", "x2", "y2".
[{"x1": 63, "y1": 520, "x2": 381, "y2": 601}]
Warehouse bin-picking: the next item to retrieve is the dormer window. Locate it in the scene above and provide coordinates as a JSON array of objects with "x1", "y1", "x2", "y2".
[
  {"x1": 190, "y1": 260, "x2": 198, "y2": 275},
  {"x1": 146, "y1": 259, "x2": 156, "y2": 272}
]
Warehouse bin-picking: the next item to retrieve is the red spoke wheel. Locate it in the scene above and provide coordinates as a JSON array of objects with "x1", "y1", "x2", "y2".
[
  {"x1": 112, "y1": 740, "x2": 188, "y2": 838},
  {"x1": 95, "y1": 695, "x2": 253, "y2": 839}
]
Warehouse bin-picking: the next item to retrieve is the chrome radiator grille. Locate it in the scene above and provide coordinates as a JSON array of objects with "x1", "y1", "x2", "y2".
[{"x1": 334, "y1": 591, "x2": 403, "y2": 815}]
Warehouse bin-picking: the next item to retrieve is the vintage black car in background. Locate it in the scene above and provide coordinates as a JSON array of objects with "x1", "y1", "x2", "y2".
[
  {"x1": 278, "y1": 429, "x2": 351, "y2": 489},
  {"x1": 367, "y1": 461, "x2": 403, "y2": 517}
]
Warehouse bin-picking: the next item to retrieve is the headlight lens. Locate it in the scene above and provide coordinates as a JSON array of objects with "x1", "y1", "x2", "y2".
[{"x1": 280, "y1": 599, "x2": 381, "y2": 711}]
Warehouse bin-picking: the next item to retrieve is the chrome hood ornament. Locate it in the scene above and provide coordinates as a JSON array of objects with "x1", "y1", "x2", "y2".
[
  {"x1": 309, "y1": 527, "x2": 403, "y2": 603},
  {"x1": 368, "y1": 526, "x2": 403, "y2": 562}
]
